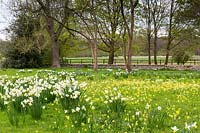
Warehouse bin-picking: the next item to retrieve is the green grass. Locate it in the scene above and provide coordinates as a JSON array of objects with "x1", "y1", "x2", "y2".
[{"x1": 0, "y1": 68, "x2": 200, "y2": 132}]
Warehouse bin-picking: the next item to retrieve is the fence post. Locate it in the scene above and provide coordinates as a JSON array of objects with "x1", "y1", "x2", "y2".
[
  {"x1": 160, "y1": 60, "x2": 161, "y2": 65},
  {"x1": 137, "y1": 60, "x2": 139, "y2": 65},
  {"x1": 103, "y1": 59, "x2": 105, "y2": 64},
  {"x1": 92, "y1": 59, "x2": 93, "y2": 64},
  {"x1": 81, "y1": 59, "x2": 82, "y2": 64}
]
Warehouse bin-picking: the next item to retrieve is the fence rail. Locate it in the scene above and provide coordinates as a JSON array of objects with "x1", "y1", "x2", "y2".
[{"x1": 61, "y1": 58, "x2": 200, "y2": 65}]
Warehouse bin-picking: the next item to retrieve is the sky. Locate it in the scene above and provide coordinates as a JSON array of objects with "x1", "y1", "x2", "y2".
[{"x1": 0, "y1": 0, "x2": 13, "y2": 40}]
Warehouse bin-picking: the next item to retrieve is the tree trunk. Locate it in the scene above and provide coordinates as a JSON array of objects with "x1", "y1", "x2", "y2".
[
  {"x1": 120, "y1": 0, "x2": 138, "y2": 72},
  {"x1": 153, "y1": 29, "x2": 158, "y2": 65},
  {"x1": 91, "y1": 0, "x2": 98, "y2": 71},
  {"x1": 165, "y1": 48, "x2": 170, "y2": 65},
  {"x1": 165, "y1": 0, "x2": 174, "y2": 65},
  {"x1": 147, "y1": 0, "x2": 151, "y2": 65},
  {"x1": 147, "y1": 28, "x2": 151, "y2": 65},
  {"x1": 51, "y1": 37, "x2": 60, "y2": 68},
  {"x1": 148, "y1": 37, "x2": 151, "y2": 65},
  {"x1": 126, "y1": 34, "x2": 133, "y2": 72},
  {"x1": 94, "y1": 42, "x2": 98, "y2": 71},
  {"x1": 90, "y1": 41, "x2": 98, "y2": 71},
  {"x1": 46, "y1": 16, "x2": 60, "y2": 68},
  {"x1": 108, "y1": 47, "x2": 115, "y2": 65}
]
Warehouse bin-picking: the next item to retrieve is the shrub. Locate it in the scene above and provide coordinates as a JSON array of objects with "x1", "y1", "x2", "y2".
[
  {"x1": 172, "y1": 51, "x2": 190, "y2": 65},
  {"x1": 2, "y1": 46, "x2": 44, "y2": 68}
]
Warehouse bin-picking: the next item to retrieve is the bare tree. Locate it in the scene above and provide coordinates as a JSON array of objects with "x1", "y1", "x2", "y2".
[
  {"x1": 120, "y1": 0, "x2": 139, "y2": 72},
  {"x1": 141, "y1": 0, "x2": 152, "y2": 65},
  {"x1": 67, "y1": 0, "x2": 99, "y2": 71},
  {"x1": 37, "y1": 0, "x2": 70, "y2": 68},
  {"x1": 97, "y1": 0, "x2": 122, "y2": 65},
  {"x1": 165, "y1": 0, "x2": 175, "y2": 65},
  {"x1": 150, "y1": 0, "x2": 167, "y2": 65}
]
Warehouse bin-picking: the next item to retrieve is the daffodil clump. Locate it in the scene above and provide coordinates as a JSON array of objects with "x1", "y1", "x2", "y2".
[{"x1": 0, "y1": 70, "x2": 88, "y2": 127}]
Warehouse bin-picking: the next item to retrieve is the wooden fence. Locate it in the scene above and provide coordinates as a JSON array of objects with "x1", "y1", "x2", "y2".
[{"x1": 62, "y1": 58, "x2": 200, "y2": 65}]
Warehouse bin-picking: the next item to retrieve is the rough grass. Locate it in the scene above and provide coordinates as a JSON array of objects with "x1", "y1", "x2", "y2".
[{"x1": 0, "y1": 68, "x2": 200, "y2": 132}]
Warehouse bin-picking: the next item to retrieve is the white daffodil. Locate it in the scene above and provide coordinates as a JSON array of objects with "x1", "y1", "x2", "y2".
[
  {"x1": 191, "y1": 122, "x2": 197, "y2": 128},
  {"x1": 185, "y1": 122, "x2": 191, "y2": 130},
  {"x1": 64, "y1": 110, "x2": 68, "y2": 113},
  {"x1": 171, "y1": 126, "x2": 179, "y2": 132},
  {"x1": 71, "y1": 109, "x2": 76, "y2": 113},
  {"x1": 157, "y1": 106, "x2": 162, "y2": 111},
  {"x1": 76, "y1": 107, "x2": 80, "y2": 112},
  {"x1": 135, "y1": 111, "x2": 140, "y2": 116},
  {"x1": 145, "y1": 103, "x2": 151, "y2": 110},
  {"x1": 82, "y1": 106, "x2": 86, "y2": 111}
]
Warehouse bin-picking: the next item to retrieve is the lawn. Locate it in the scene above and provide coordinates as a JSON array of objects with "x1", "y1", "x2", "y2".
[{"x1": 0, "y1": 68, "x2": 200, "y2": 132}]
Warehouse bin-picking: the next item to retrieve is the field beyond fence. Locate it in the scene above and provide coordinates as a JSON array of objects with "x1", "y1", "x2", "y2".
[{"x1": 61, "y1": 56, "x2": 200, "y2": 65}]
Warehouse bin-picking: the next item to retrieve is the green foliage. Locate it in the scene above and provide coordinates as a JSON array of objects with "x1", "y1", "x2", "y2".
[
  {"x1": 108, "y1": 98, "x2": 126, "y2": 114},
  {"x1": 7, "y1": 107, "x2": 20, "y2": 127},
  {"x1": 12, "y1": 97, "x2": 25, "y2": 113},
  {"x1": 176, "y1": 0, "x2": 200, "y2": 26},
  {"x1": 59, "y1": 32, "x2": 90, "y2": 58},
  {"x1": 2, "y1": 6, "x2": 48, "y2": 68},
  {"x1": 172, "y1": 51, "x2": 190, "y2": 65},
  {"x1": 147, "y1": 107, "x2": 168, "y2": 130},
  {"x1": 2, "y1": 44, "x2": 44, "y2": 68},
  {"x1": 29, "y1": 97, "x2": 43, "y2": 120},
  {"x1": 0, "y1": 85, "x2": 6, "y2": 110}
]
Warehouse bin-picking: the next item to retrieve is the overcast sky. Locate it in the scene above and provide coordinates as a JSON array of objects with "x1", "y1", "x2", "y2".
[{"x1": 0, "y1": 0, "x2": 13, "y2": 40}]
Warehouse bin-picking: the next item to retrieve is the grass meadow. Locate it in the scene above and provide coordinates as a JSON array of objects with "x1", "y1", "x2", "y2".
[{"x1": 0, "y1": 68, "x2": 200, "y2": 132}]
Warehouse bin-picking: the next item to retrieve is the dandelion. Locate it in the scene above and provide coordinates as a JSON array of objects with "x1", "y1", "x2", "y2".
[{"x1": 171, "y1": 126, "x2": 179, "y2": 132}]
